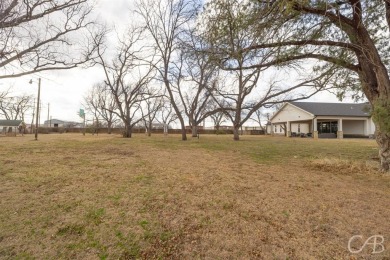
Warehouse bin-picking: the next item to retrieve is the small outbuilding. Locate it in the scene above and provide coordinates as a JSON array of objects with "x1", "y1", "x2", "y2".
[
  {"x1": 0, "y1": 120, "x2": 25, "y2": 136},
  {"x1": 43, "y1": 119, "x2": 83, "y2": 128},
  {"x1": 270, "y1": 102, "x2": 375, "y2": 139}
]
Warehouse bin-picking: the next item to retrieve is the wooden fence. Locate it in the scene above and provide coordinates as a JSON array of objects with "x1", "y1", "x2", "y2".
[{"x1": 32, "y1": 127, "x2": 265, "y2": 135}]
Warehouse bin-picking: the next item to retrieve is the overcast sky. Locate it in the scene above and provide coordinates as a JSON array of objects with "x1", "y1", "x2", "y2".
[
  {"x1": 1, "y1": 0, "x2": 132, "y2": 124},
  {"x1": 1, "y1": 0, "x2": 351, "y2": 126}
]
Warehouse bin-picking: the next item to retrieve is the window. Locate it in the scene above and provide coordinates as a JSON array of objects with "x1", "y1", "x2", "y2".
[
  {"x1": 274, "y1": 125, "x2": 277, "y2": 132},
  {"x1": 298, "y1": 124, "x2": 301, "y2": 133},
  {"x1": 280, "y1": 125, "x2": 282, "y2": 132}
]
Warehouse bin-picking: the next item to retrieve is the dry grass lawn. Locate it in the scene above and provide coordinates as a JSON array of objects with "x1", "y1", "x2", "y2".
[{"x1": 0, "y1": 133, "x2": 389, "y2": 259}]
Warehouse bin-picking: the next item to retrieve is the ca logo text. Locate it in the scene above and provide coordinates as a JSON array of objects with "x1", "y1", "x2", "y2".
[{"x1": 348, "y1": 235, "x2": 385, "y2": 254}]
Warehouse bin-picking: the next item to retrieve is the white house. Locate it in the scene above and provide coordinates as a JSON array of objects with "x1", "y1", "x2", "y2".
[
  {"x1": 270, "y1": 102, "x2": 375, "y2": 138},
  {"x1": 43, "y1": 119, "x2": 83, "y2": 128},
  {"x1": 0, "y1": 120, "x2": 25, "y2": 136}
]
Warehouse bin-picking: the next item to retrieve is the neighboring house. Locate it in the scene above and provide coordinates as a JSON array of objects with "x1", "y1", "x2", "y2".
[
  {"x1": 202, "y1": 125, "x2": 235, "y2": 130},
  {"x1": 134, "y1": 123, "x2": 172, "y2": 130},
  {"x1": 185, "y1": 125, "x2": 204, "y2": 130},
  {"x1": 243, "y1": 126, "x2": 264, "y2": 131},
  {"x1": 151, "y1": 123, "x2": 170, "y2": 130},
  {"x1": 0, "y1": 120, "x2": 25, "y2": 136},
  {"x1": 43, "y1": 119, "x2": 83, "y2": 128},
  {"x1": 270, "y1": 102, "x2": 375, "y2": 138},
  {"x1": 218, "y1": 125, "x2": 235, "y2": 130}
]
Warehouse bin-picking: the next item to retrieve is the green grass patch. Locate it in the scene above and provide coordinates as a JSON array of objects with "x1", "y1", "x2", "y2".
[
  {"x1": 57, "y1": 224, "x2": 85, "y2": 236},
  {"x1": 85, "y1": 208, "x2": 106, "y2": 225}
]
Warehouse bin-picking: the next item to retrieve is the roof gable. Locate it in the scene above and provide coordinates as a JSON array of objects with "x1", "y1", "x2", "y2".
[{"x1": 271, "y1": 103, "x2": 314, "y2": 123}]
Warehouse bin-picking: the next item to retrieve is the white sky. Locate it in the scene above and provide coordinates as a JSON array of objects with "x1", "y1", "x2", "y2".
[
  {"x1": 1, "y1": 0, "x2": 133, "y2": 124},
  {"x1": 0, "y1": 0, "x2": 353, "y2": 126}
]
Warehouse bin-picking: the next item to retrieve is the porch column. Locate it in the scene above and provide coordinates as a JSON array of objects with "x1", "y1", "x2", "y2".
[
  {"x1": 364, "y1": 119, "x2": 369, "y2": 136},
  {"x1": 286, "y1": 121, "x2": 291, "y2": 137},
  {"x1": 337, "y1": 119, "x2": 343, "y2": 139},
  {"x1": 313, "y1": 118, "x2": 318, "y2": 139}
]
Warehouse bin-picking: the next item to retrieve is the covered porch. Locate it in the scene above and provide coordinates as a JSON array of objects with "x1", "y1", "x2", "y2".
[
  {"x1": 314, "y1": 117, "x2": 373, "y2": 139},
  {"x1": 271, "y1": 120, "x2": 313, "y2": 137},
  {"x1": 271, "y1": 117, "x2": 373, "y2": 139}
]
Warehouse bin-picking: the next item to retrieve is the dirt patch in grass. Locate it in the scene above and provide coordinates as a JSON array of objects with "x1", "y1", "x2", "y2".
[{"x1": 0, "y1": 134, "x2": 389, "y2": 259}]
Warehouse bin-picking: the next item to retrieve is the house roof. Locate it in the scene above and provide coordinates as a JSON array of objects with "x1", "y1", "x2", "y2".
[
  {"x1": 44, "y1": 119, "x2": 81, "y2": 125},
  {"x1": 0, "y1": 120, "x2": 23, "y2": 127},
  {"x1": 290, "y1": 102, "x2": 371, "y2": 117},
  {"x1": 44, "y1": 119, "x2": 65, "y2": 124}
]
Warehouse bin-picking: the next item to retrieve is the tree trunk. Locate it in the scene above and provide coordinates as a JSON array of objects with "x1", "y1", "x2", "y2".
[
  {"x1": 233, "y1": 126, "x2": 240, "y2": 141},
  {"x1": 191, "y1": 125, "x2": 198, "y2": 137},
  {"x1": 376, "y1": 131, "x2": 390, "y2": 172},
  {"x1": 215, "y1": 125, "x2": 220, "y2": 135},
  {"x1": 164, "y1": 124, "x2": 168, "y2": 136},
  {"x1": 354, "y1": 27, "x2": 390, "y2": 173},
  {"x1": 123, "y1": 125, "x2": 132, "y2": 138},
  {"x1": 177, "y1": 115, "x2": 187, "y2": 141},
  {"x1": 94, "y1": 117, "x2": 99, "y2": 136},
  {"x1": 372, "y1": 98, "x2": 390, "y2": 173},
  {"x1": 164, "y1": 79, "x2": 187, "y2": 141},
  {"x1": 107, "y1": 122, "x2": 112, "y2": 134},
  {"x1": 358, "y1": 60, "x2": 390, "y2": 173},
  {"x1": 181, "y1": 127, "x2": 187, "y2": 141},
  {"x1": 148, "y1": 122, "x2": 152, "y2": 137}
]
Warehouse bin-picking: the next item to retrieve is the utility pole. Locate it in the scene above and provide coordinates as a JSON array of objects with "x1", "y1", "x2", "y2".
[
  {"x1": 47, "y1": 103, "x2": 50, "y2": 127},
  {"x1": 34, "y1": 78, "x2": 41, "y2": 140},
  {"x1": 31, "y1": 98, "x2": 35, "y2": 134},
  {"x1": 39, "y1": 99, "x2": 41, "y2": 127}
]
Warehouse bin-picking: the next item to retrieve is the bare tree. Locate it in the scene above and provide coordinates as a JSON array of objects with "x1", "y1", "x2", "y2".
[
  {"x1": 157, "y1": 99, "x2": 178, "y2": 136},
  {"x1": 203, "y1": 0, "x2": 335, "y2": 140},
  {"x1": 0, "y1": 88, "x2": 10, "y2": 101},
  {"x1": 141, "y1": 92, "x2": 163, "y2": 137},
  {"x1": 84, "y1": 82, "x2": 118, "y2": 134},
  {"x1": 0, "y1": 89, "x2": 33, "y2": 120},
  {"x1": 83, "y1": 84, "x2": 100, "y2": 133},
  {"x1": 205, "y1": 0, "x2": 390, "y2": 171},
  {"x1": 0, "y1": 87, "x2": 11, "y2": 116},
  {"x1": 136, "y1": 0, "x2": 200, "y2": 140},
  {"x1": 94, "y1": 27, "x2": 155, "y2": 138},
  {"x1": 210, "y1": 68, "x2": 334, "y2": 141},
  {"x1": 210, "y1": 110, "x2": 227, "y2": 133},
  {"x1": 173, "y1": 30, "x2": 222, "y2": 137},
  {"x1": 0, "y1": 0, "x2": 105, "y2": 79},
  {"x1": 250, "y1": 109, "x2": 266, "y2": 132}
]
